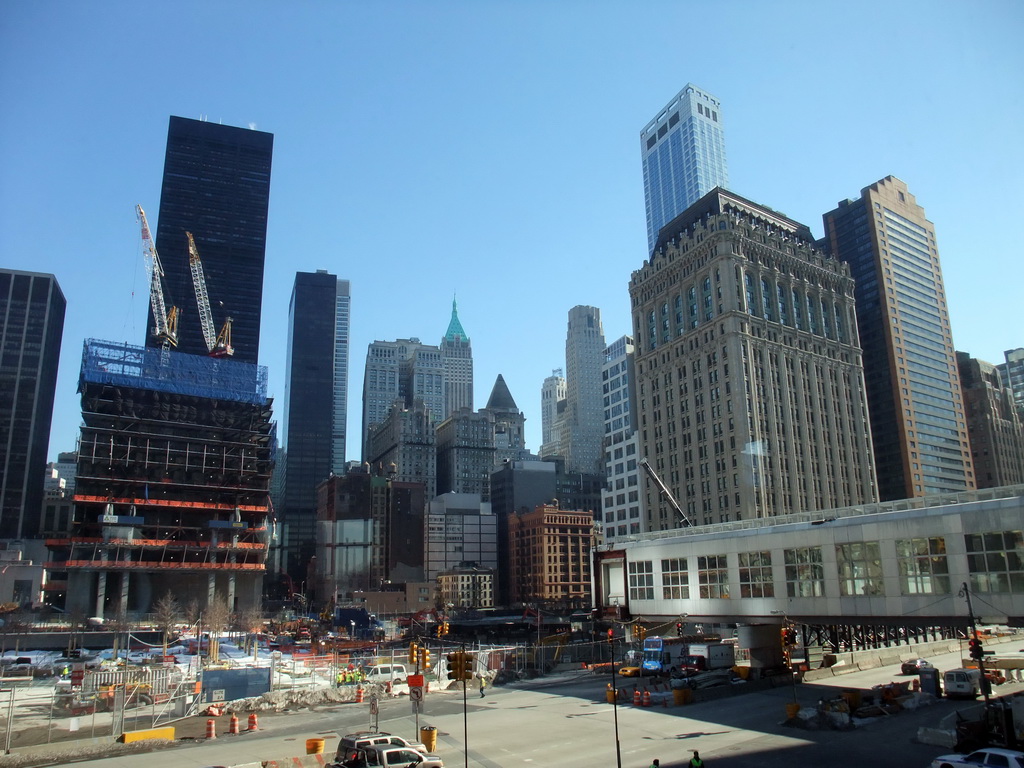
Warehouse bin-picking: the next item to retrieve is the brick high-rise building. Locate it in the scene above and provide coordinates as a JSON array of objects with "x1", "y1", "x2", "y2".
[
  {"x1": 824, "y1": 177, "x2": 974, "y2": 499},
  {"x1": 508, "y1": 503, "x2": 593, "y2": 609},
  {"x1": 957, "y1": 352, "x2": 1024, "y2": 488}
]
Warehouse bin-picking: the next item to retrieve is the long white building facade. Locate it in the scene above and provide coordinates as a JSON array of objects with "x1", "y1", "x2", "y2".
[{"x1": 594, "y1": 485, "x2": 1024, "y2": 642}]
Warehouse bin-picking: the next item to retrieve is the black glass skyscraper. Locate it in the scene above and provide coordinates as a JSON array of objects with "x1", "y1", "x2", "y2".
[
  {"x1": 0, "y1": 269, "x2": 65, "y2": 539},
  {"x1": 147, "y1": 116, "x2": 273, "y2": 364},
  {"x1": 281, "y1": 271, "x2": 350, "y2": 579}
]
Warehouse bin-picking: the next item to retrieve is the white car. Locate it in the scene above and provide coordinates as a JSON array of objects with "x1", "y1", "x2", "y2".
[{"x1": 931, "y1": 747, "x2": 1024, "y2": 768}]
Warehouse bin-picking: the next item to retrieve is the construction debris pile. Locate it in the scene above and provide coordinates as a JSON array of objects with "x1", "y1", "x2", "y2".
[{"x1": 788, "y1": 681, "x2": 936, "y2": 731}]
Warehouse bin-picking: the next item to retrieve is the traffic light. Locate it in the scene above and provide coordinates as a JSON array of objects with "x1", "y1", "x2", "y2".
[
  {"x1": 419, "y1": 647, "x2": 432, "y2": 670},
  {"x1": 408, "y1": 642, "x2": 419, "y2": 664},
  {"x1": 436, "y1": 624, "x2": 444, "y2": 638},
  {"x1": 676, "y1": 622, "x2": 683, "y2": 637},
  {"x1": 606, "y1": 628, "x2": 614, "y2": 643},
  {"x1": 446, "y1": 650, "x2": 474, "y2": 680},
  {"x1": 443, "y1": 621, "x2": 450, "y2": 635},
  {"x1": 459, "y1": 651, "x2": 475, "y2": 681},
  {"x1": 969, "y1": 637, "x2": 985, "y2": 660},
  {"x1": 635, "y1": 624, "x2": 647, "y2": 642}
]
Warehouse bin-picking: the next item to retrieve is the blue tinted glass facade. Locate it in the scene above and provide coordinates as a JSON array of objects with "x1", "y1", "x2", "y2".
[{"x1": 642, "y1": 85, "x2": 729, "y2": 253}]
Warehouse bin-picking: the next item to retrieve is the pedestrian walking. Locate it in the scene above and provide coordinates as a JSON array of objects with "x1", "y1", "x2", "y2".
[
  {"x1": 479, "y1": 675, "x2": 487, "y2": 698},
  {"x1": 689, "y1": 750, "x2": 704, "y2": 767}
]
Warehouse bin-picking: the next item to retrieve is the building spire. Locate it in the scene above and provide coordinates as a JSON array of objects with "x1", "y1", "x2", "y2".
[{"x1": 444, "y1": 295, "x2": 468, "y2": 342}]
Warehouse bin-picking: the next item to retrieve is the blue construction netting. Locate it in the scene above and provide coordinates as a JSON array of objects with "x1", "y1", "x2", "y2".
[{"x1": 80, "y1": 339, "x2": 269, "y2": 405}]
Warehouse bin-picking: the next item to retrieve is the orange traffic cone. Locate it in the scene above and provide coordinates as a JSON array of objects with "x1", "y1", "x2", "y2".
[
  {"x1": 228, "y1": 714, "x2": 239, "y2": 734},
  {"x1": 247, "y1": 713, "x2": 259, "y2": 731},
  {"x1": 642, "y1": 689, "x2": 651, "y2": 707},
  {"x1": 632, "y1": 688, "x2": 641, "y2": 706},
  {"x1": 205, "y1": 719, "x2": 217, "y2": 739}
]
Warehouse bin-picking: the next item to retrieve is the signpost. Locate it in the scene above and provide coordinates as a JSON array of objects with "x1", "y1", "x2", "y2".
[{"x1": 408, "y1": 674, "x2": 425, "y2": 735}]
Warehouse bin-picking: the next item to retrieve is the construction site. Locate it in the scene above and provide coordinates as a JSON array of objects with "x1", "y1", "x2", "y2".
[{"x1": 42, "y1": 206, "x2": 275, "y2": 617}]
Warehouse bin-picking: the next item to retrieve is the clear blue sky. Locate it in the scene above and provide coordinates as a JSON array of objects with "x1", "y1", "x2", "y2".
[{"x1": 2, "y1": 1, "x2": 1022, "y2": 464}]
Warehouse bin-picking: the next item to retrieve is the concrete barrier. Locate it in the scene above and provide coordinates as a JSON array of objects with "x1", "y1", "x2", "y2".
[
  {"x1": 262, "y1": 753, "x2": 329, "y2": 768},
  {"x1": 916, "y1": 727, "x2": 956, "y2": 748}
]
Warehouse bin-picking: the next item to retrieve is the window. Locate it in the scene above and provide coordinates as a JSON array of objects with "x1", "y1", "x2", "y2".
[
  {"x1": 628, "y1": 560, "x2": 655, "y2": 600},
  {"x1": 738, "y1": 551, "x2": 774, "y2": 598},
  {"x1": 784, "y1": 547, "x2": 824, "y2": 597},
  {"x1": 965, "y1": 530, "x2": 1024, "y2": 593},
  {"x1": 896, "y1": 537, "x2": 950, "y2": 595},
  {"x1": 836, "y1": 542, "x2": 884, "y2": 596},
  {"x1": 661, "y1": 558, "x2": 689, "y2": 599},
  {"x1": 697, "y1": 555, "x2": 729, "y2": 598}
]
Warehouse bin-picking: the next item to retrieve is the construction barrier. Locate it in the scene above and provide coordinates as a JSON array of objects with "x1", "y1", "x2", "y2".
[
  {"x1": 229, "y1": 714, "x2": 239, "y2": 734},
  {"x1": 355, "y1": 685, "x2": 364, "y2": 703},
  {"x1": 642, "y1": 690, "x2": 651, "y2": 707},
  {"x1": 118, "y1": 727, "x2": 175, "y2": 743},
  {"x1": 205, "y1": 719, "x2": 217, "y2": 739},
  {"x1": 632, "y1": 689, "x2": 641, "y2": 706},
  {"x1": 248, "y1": 713, "x2": 260, "y2": 731}
]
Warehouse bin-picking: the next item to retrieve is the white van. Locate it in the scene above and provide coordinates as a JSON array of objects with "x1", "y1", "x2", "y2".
[
  {"x1": 943, "y1": 668, "x2": 982, "y2": 698},
  {"x1": 364, "y1": 664, "x2": 408, "y2": 684}
]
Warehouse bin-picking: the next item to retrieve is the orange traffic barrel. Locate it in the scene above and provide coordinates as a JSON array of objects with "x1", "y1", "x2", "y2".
[
  {"x1": 642, "y1": 689, "x2": 651, "y2": 707},
  {"x1": 205, "y1": 719, "x2": 216, "y2": 739},
  {"x1": 355, "y1": 685, "x2": 364, "y2": 703},
  {"x1": 228, "y1": 714, "x2": 239, "y2": 734},
  {"x1": 632, "y1": 689, "x2": 641, "y2": 706},
  {"x1": 247, "y1": 713, "x2": 259, "y2": 731}
]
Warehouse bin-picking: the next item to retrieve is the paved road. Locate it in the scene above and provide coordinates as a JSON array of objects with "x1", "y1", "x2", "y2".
[{"x1": 21, "y1": 640, "x2": 1024, "y2": 768}]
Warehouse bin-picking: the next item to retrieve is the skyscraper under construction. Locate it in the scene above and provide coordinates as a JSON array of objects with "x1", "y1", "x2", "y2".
[{"x1": 46, "y1": 340, "x2": 274, "y2": 616}]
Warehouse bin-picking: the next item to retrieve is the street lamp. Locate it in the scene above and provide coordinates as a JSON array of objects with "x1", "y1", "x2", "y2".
[{"x1": 350, "y1": 620, "x2": 356, "y2": 640}]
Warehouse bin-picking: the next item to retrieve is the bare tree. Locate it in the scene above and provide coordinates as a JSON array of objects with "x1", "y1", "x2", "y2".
[
  {"x1": 183, "y1": 598, "x2": 201, "y2": 628},
  {"x1": 152, "y1": 591, "x2": 180, "y2": 655},
  {"x1": 204, "y1": 595, "x2": 231, "y2": 663},
  {"x1": 236, "y1": 605, "x2": 264, "y2": 658}
]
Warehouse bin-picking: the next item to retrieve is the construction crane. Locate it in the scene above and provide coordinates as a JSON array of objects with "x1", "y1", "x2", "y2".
[
  {"x1": 639, "y1": 457, "x2": 692, "y2": 527},
  {"x1": 136, "y1": 205, "x2": 178, "y2": 350},
  {"x1": 185, "y1": 231, "x2": 234, "y2": 358}
]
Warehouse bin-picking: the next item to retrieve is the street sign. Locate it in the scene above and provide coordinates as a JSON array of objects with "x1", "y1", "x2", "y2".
[
  {"x1": 408, "y1": 673, "x2": 425, "y2": 688},
  {"x1": 370, "y1": 697, "x2": 379, "y2": 715},
  {"x1": 409, "y1": 685, "x2": 424, "y2": 702}
]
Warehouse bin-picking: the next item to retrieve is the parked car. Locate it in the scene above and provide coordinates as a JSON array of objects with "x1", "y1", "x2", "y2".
[
  {"x1": 930, "y1": 747, "x2": 1024, "y2": 768},
  {"x1": 339, "y1": 744, "x2": 443, "y2": 768},
  {"x1": 363, "y1": 664, "x2": 408, "y2": 685},
  {"x1": 900, "y1": 658, "x2": 933, "y2": 675},
  {"x1": 335, "y1": 732, "x2": 427, "y2": 763}
]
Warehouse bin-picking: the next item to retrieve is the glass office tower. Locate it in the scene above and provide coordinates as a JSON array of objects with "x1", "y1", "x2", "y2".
[
  {"x1": 0, "y1": 270, "x2": 65, "y2": 539},
  {"x1": 281, "y1": 271, "x2": 350, "y2": 579},
  {"x1": 641, "y1": 83, "x2": 729, "y2": 253},
  {"x1": 148, "y1": 116, "x2": 273, "y2": 364}
]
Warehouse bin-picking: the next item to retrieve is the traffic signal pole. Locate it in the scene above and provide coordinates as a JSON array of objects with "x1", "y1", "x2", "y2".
[
  {"x1": 460, "y1": 644, "x2": 469, "y2": 768},
  {"x1": 960, "y1": 582, "x2": 991, "y2": 707}
]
